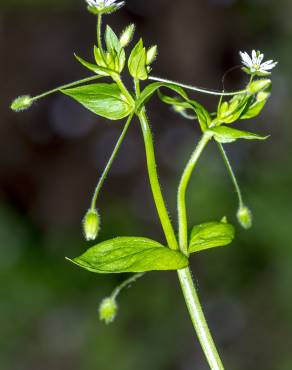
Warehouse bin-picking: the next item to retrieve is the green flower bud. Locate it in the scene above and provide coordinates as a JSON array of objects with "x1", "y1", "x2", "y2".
[
  {"x1": 257, "y1": 90, "x2": 270, "y2": 102},
  {"x1": 119, "y1": 24, "x2": 135, "y2": 48},
  {"x1": 99, "y1": 297, "x2": 118, "y2": 325},
  {"x1": 237, "y1": 206, "x2": 253, "y2": 229},
  {"x1": 248, "y1": 79, "x2": 271, "y2": 94},
  {"x1": 11, "y1": 95, "x2": 33, "y2": 112},
  {"x1": 83, "y1": 209, "x2": 100, "y2": 241},
  {"x1": 146, "y1": 45, "x2": 158, "y2": 65}
]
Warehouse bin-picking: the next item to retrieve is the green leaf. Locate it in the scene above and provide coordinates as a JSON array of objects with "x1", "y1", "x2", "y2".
[
  {"x1": 67, "y1": 237, "x2": 189, "y2": 273},
  {"x1": 62, "y1": 83, "x2": 133, "y2": 120},
  {"x1": 210, "y1": 126, "x2": 269, "y2": 144},
  {"x1": 105, "y1": 26, "x2": 122, "y2": 53},
  {"x1": 136, "y1": 82, "x2": 211, "y2": 130},
  {"x1": 117, "y1": 49, "x2": 126, "y2": 73},
  {"x1": 128, "y1": 39, "x2": 148, "y2": 81},
  {"x1": 93, "y1": 46, "x2": 107, "y2": 68},
  {"x1": 189, "y1": 221, "x2": 235, "y2": 253},
  {"x1": 157, "y1": 90, "x2": 211, "y2": 129},
  {"x1": 75, "y1": 53, "x2": 110, "y2": 76},
  {"x1": 136, "y1": 82, "x2": 188, "y2": 111}
]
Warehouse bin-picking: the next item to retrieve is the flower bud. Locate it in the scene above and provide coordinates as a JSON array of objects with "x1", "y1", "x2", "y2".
[
  {"x1": 99, "y1": 297, "x2": 118, "y2": 324},
  {"x1": 83, "y1": 209, "x2": 100, "y2": 241},
  {"x1": 237, "y1": 205, "x2": 253, "y2": 229},
  {"x1": 146, "y1": 45, "x2": 158, "y2": 65},
  {"x1": 119, "y1": 24, "x2": 135, "y2": 48},
  {"x1": 248, "y1": 79, "x2": 271, "y2": 94},
  {"x1": 256, "y1": 90, "x2": 270, "y2": 102},
  {"x1": 11, "y1": 95, "x2": 33, "y2": 112}
]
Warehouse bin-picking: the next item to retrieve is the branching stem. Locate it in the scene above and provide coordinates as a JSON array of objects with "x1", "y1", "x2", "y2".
[
  {"x1": 177, "y1": 131, "x2": 213, "y2": 255},
  {"x1": 135, "y1": 75, "x2": 225, "y2": 368}
]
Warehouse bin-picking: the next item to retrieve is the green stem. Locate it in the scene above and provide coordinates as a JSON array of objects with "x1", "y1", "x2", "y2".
[
  {"x1": 113, "y1": 75, "x2": 135, "y2": 106},
  {"x1": 134, "y1": 79, "x2": 141, "y2": 96},
  {"x1": 96, "y1": 13, "x2": 108, "y2": 66},
  {"x1": 177, "y1": 131, "x2": 213, "y2": 255},
  {"x1": 177, "y1": 131, "x2": 225, "y2": 369},
  {"x1": 177, "y1": 268, "x2": 225, "y2": 370},
  {"x1": 217, "y1": 142, "x2": 244, "y2": 208},
  {"x1": 31, "y1": 75, "x2": 103, "y2": 102},
  {"x1": 137, "y1": 109, "x2": 179, "y2": 250},
  {"x1": 136, "y1": 81, "x2": 224, "y2": 369},
  {"x1": 149, "y1": 76, "x2": 248, "y2": 97},
  {"x1": 90, "y1": 113, "x2": 134, "y2": 210},
  {"x1": 111, "y1": 273, "x2": 145, "y2": 300},
  {"x1": 97, "y1": 13, "x2": 103, "y2": 51}
]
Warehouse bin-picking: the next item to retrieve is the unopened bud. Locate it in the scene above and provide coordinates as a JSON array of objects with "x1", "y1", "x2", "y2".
[
  {"x1": 99, "y1": 297, "x2": 118, "y2": 325},
  {"x1": 11, "y1": 95, "x2": 33, "y2": 112},
  {"x1": 257, "y1": 90, "x2": 270, "y2": 102},
  {"x1": 237, "y1": 205, "x2": 253, "y2": 229},
  {"x1": 83, "y1": 208, "x2": 100, "y2": 241},
  {"x1": 120, "y1": 24, "x2": 135, "y2": 47},
  {"x1": 146, "y1": 45, "x2": 158, "y2": 65},
  {"x1": 248, "y1": 79, "x2": 271, "y2": 94}
]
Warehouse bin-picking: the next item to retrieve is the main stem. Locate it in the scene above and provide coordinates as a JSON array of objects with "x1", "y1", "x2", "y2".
[
  {"x1": 177, "y1": 131, "x2": 224, "y2": 370},
  {"x1": 177, "y1": 268, "x2": 224, "y2": 370},
  {"x1": 138, "y1": 105, "x2": 224, "y2": 369}
]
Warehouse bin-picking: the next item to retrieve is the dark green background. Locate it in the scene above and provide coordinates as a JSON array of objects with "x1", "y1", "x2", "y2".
[{"x1": 1, "y1": 0, "x2": 291, "y2": 369}]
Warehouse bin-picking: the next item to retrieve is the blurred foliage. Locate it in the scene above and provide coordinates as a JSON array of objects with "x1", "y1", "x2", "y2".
[{"x1": 1, "y1": 0, "x2": 292, "y2": 369}]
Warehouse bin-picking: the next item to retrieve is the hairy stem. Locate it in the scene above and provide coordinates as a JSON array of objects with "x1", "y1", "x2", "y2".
[
  {"x1": 177, "y1": 268, "x2": 225, "y2": 370},
  {"x1": 176, "y1": 131, "x2": 225, "y2": 369},
  {"x1": 149, "y1": 76, "x2": 248, "y2": 97},
  {"x1": 90, "y1": 113, "x2": 134, "y2": 210},
  {"x1": 137, "y1": 109, "x2": 178, "y2": 250},
  {"x1": 133, "y1": 80, "x2": 224, "y2": 369},
  {"x1": 177, "y1": 131, "x2": 213, "y2": 254}
]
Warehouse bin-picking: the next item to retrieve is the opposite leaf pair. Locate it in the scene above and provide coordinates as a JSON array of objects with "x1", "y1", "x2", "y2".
[{"x1": 68, "y1": 219, "x2": 234, "y2": 274}]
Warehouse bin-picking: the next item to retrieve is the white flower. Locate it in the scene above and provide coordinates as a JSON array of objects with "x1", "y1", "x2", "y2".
[
  {"x1": 240, "y1": 50, "x2": 278, "y2": 75},
  {"x1": 86, "y1": 0, "x2": 124, "y2": 11}
]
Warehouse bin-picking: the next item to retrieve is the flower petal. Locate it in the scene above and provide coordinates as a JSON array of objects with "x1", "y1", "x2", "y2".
[
  {"x1": 252, "y1": 50, "x2": 258, "y2": 64},
  {"x1": 257, "y1": 53, "x2": 264, "y2": 64},
  {"x1": 260, "y1": 60, "x2": 278, "y2": 70},
  {"x1": 240, "y1": 51, "x2": 252, "y2": 67}
]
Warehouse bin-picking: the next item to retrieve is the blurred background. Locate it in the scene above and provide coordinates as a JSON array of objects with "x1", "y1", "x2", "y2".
[{"x1": 1, "y1": 0, "x2": 291, "y2": 369}]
